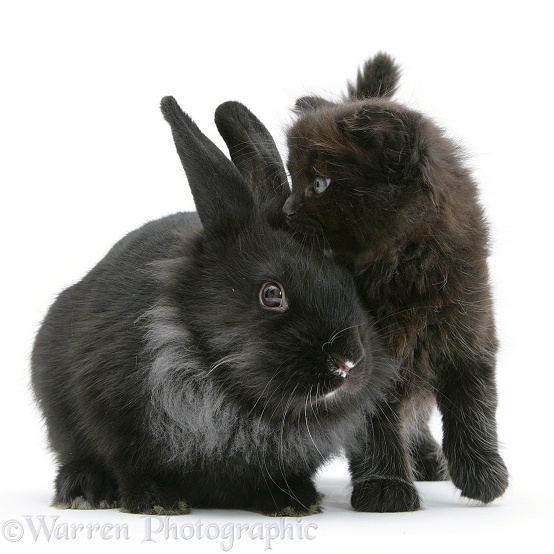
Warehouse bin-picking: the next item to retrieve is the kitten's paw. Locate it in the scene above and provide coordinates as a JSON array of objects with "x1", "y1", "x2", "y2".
[
  {"x1": 351, "y1": 477, "x2": 420, "y2": 512},
  {"x1": 449, "y1": 452, "x2": 508, "y2": 504}
]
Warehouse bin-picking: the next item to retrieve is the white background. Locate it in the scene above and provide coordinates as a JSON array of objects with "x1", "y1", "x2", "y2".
[{"x1": 1, "y1": 1, "x2": 553, "y2": 552}]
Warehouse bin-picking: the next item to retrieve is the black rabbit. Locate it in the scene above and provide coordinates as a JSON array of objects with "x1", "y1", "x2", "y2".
[
  {"x1": 216, "y1": 52, "x2": 508, "y2": 512},
  {"x1": 31, "y1": 96, "x2": 396, "y2": 516}
]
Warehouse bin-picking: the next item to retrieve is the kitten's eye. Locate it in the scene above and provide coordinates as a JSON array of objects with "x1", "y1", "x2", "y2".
[
  {"x1": 313, "y1": 175, "x2": 331, "y2": 195},
  {"x1": 259, "y1": 281, "x2": 288, "y2": 312}
]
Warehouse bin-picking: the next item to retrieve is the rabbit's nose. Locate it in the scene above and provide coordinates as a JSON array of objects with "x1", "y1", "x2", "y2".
[
  {"x1": 337, "y1": 359, "x2": 355, "y2": 377},
  {"x1": 333, "y1": 355, "x2": 364, "y2": 379},
  {"x1": 338, "y1": 360, "x2": 355, "y2": 373}
]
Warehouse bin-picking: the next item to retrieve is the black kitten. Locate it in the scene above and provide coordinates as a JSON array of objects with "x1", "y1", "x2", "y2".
[{"x1": 281, "y1": 52, "x2": 508, "y2": 511}]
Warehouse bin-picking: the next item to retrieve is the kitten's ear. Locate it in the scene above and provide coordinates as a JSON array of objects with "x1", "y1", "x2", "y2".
[
  {"x1": 215, "y1": 100, "x2": 290, "y2": 228},
  {"x1": 346, "y1": 52, "x2": 401, "y2": 100},
  {"x1": 294, "y1": 95, "x2": 336, "y2": 113}
]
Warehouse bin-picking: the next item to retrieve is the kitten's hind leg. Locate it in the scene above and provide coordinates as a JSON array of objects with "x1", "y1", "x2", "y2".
[
  {"x1": 403, "y1": 402, "x2": 448, "y2": 481},
  {"x1": 408, "y1": 424, "x2": 448, "y2": 481},
  {"x1": 54, "y1": 459, "x2": 119, "y2": 509}
]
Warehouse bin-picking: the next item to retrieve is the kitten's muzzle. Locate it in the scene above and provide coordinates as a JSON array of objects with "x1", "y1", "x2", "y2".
[{"x1": 282, "y1": 196, "x2": 297, "y2": 219}]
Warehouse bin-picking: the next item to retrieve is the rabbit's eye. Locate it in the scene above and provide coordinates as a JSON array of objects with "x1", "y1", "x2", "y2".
[
  {"x1": 259, "y1": 281, "x2": 288, "y2": 312},
  {"x1": 313, "y1": 175, "x2": 331, "y2": 195}
]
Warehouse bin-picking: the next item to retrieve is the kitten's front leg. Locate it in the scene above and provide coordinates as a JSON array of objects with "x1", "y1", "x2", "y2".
[
  {"x1": 347, "y1": 403, "x2": 420, "y2": 512},
  {"x1": 436, "y1": 355, "x2": 508, "y2": 503}
]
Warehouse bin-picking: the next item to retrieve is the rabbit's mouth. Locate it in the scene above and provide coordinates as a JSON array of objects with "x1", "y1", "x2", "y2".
[
  {"x1": 317, "y1": 379, "x2": 348, "y2": 404},
  {"x1": 334, "y1": 359, "x2": 355, "y2": 378},
  {"x1": 315, "y1": 359, "x2": 358, "y2": 402}
]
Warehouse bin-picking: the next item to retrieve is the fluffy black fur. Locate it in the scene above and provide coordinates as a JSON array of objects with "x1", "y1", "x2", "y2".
[
  {"x1": 223, "y1": 53, "x2": 508, "y2": 512},
  {"x1": 31, "y1": 96, "x2": 396, "y2": 516}
]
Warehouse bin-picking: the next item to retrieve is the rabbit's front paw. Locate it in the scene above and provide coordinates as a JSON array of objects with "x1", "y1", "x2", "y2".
[
  {"x1": 54, "y1": 460, "x2": 118, "y2": 509},
  {"x1": 351, "y1": 477, "x2": 420, "y2": 512},
  {"x1": 119, "y1": 479, "x2": 190, "y2": 515},
  {"x1": 259, "y1": 479, "x2": 322, "y2": 517}
]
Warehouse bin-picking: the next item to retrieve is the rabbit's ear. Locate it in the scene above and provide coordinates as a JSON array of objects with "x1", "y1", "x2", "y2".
[
  {"x1": 161, "y1": 96, "x2": 254, "y2": 236},
  {"x1": 214, "y1": 101, "x2": 289, "y2": 228}
]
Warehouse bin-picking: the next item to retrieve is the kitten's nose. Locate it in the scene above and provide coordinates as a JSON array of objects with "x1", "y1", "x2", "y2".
[{"x1": 282, "y1": 196, "x2": 296, "y2": 218}]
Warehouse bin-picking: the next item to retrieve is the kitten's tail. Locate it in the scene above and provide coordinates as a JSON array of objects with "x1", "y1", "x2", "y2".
[{"x1": 346, "y1": 52, "x2": 401, "y2": 100}]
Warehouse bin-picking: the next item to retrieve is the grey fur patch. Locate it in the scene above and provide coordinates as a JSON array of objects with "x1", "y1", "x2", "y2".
[
  {"x1": 142, "y1": 303, "x2": 366, "y2": 473},
  {"x1": 143, "y1": 303, "x2": 266, "y2": 465}
]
